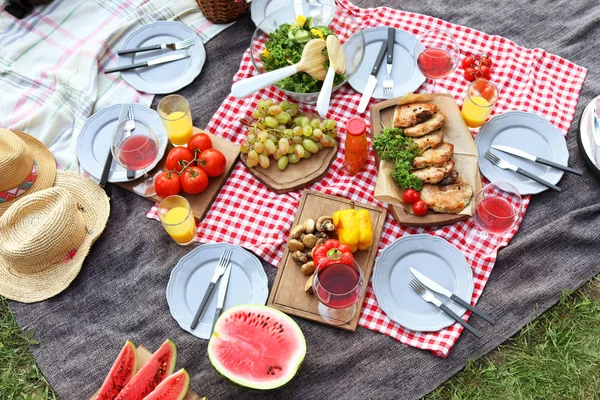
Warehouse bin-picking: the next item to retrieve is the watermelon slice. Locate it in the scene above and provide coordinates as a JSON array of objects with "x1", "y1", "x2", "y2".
[
  {"x1": 96, "y1": 340, "x2": 138, "y2": 400},
  {"x1": 115, "y1": 339, "x2": 176, "y2": 400},
  {"x1": 142, "y1": 369, "x2": 189, "y2": 400},
  {"x1": 207, "y1": 305, "x2": 306, "y2": 390}
]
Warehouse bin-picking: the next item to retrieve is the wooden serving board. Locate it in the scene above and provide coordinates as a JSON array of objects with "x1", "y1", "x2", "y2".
[
  {"x1": 117, "y1": 128, "x2": 240, "y2": 222},
  {"x1": 370, "y1": 98, "x2": 476, "y2": 227},
  {"x1": 90, "y1": 345, "x2": 203, "y2": 400},
  {"x1": 267, "y1": 190, "x2": 387, "y2": 331},
  {"x1": 240, "y1": 146, "x2": 337, "y2": 193}
]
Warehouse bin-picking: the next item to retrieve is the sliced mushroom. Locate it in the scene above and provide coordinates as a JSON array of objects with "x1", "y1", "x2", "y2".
[
  {"x1": 314, "y1": 237, "x2": 326, "y2": 250},
  {"x1": 301, "y1": 233, "x2": 317, "y2": 249},
  {"x1": 304, "y1": 274, "x2": 315, "y2": 293},
  {"x1": 315, "y1": 231, "x2": 328, "y2": 240},
  {"x1": 316, "y1": 216, "x2": 335, "y2": 232},
  {"x1": 287, "y1": 239, "x2": 305, "y2": 252},
  {"x1": 292, "y1": 250, "x2": 308, "y2": 265},
  {"x1": 300, "y1": 261, "x2": 315, "y2": 275},
  {"x1": 289, "y1": 224, "x2": 305, "y2": 240},
  {"x1": 303, "y1": 218, "x2": 315, "y2": 234}
]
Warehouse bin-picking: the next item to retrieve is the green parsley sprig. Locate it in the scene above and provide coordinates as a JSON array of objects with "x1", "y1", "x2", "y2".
[{"x1": 372, "y1": 127, "x2": 423, "y2": 191}]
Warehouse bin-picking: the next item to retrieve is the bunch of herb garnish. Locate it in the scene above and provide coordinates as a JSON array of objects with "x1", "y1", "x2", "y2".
[
  {"x1": 372, "y1": 126, "x2": 423, "y2": 191},
  {"x1": 261, "y1": 23, "x2": 345, "y2": 93}
]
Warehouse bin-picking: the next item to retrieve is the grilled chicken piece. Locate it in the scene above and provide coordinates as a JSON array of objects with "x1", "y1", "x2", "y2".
[
  {"x1": 420, "y1": 179, "x2": 474, "y2": 214},
  {"x1": 404, "y1": 112, "x2": 446, "y2": 137},
  {"x1": 394, "y1": 103, "x2": 438, "y2": 127},
  {"x1": 413, "y1": 143, "x2": 454, "y2": 169},
  {"x1": 437, "y1": 170, "x2": 459, "y2": 186},
  {"x1": 412, "y1": 160, "x2": 455, "y2": 184},
  {"x1": 412, "y1": 130, "x2": 443, "y2": 151}
]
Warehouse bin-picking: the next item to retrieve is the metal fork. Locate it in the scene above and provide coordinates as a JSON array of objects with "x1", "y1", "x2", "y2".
[
  {"x1": 125, "y1": 105, "x2": 136, "y2": 180},
  {"x1": 118, "y1": 37, "x2": 195, "y2": 55},
  {"x1": 190, "y1": 248, "x2": 233, "y2": 330},
  {"x1": 484, "y1": 151, "x2": 561, "y2": 192},
  {"x1": 382, "y1": 27, "x2": 395, "y2": 99},
  {"x1": 409, "y1": 280, "x2": 482, "y2": 338}
]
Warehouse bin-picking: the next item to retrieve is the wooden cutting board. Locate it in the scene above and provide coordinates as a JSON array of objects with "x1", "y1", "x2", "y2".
[
  {"x1": 267, "y1": 190, "x2": 387, "y2": 331},
  {"x1": 240, "y1": 146, "x2": 337, "y2": 193},
  {"x1": 89, "y1": 344, "x2": 204, "y2": 400},
  {"x1": 370, "y1": 98, "x2": 479, "y2": 227},
  {"x1": 117, "y1": 128, "x2": 240, "y2": 222}
]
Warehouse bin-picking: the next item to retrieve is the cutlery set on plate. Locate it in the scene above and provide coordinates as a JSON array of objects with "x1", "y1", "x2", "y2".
[
  {"x1": 105, "y1": 38, "x2": 195, "y2": 74},
  {"x1": 358, "y1": 27, "x2": 395, "y2": 113}
]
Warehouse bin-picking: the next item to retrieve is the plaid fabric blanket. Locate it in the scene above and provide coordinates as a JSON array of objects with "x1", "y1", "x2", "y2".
[{"x1": 0, "y1": 0, "x2": 229, "y2": 171}]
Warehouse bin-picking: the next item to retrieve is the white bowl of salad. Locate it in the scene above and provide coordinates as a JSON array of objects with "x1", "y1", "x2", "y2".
[{"x1": 251, "y1": 4, "x2": 365, "y2": 104}]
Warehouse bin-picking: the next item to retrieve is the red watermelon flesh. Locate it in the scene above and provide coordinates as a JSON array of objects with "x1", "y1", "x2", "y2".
[
  {"x1": 96, "y1": 340, "x2": 138, "y2": 400},
  {"x1": 115, "y1": 339, "x2": 176, "y2": 400},
  {"x1": 142, "y1": 369, "x2": 189, "y2": 400},
  {"x1": 207, "y1": 305, "x2": 306, "y2": 390}
]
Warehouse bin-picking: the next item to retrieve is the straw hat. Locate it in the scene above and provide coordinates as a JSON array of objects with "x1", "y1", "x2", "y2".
[
  {"x1": 0, "y1": 128, "x2": 56, "y2": 217},
  {"x1": 0, "y1": 171, "x2": 110, "y2": 303}
]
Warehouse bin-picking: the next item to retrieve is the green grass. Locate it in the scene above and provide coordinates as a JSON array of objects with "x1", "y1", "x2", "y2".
[
  {"x1": 1, "y1": 279, "x2": 599, "y2": 399},
  {"x1": 0, "y1": 298, "x2": 57, "y2": 400}
]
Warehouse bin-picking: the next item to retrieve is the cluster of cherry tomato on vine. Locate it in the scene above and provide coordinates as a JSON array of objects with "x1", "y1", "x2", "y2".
[
  {"x1": 461, "y1": 53, "x2": 494, "y2": 82},
  {"x1": 154, "y1": 132, "x2": 227, "y2": 198}
]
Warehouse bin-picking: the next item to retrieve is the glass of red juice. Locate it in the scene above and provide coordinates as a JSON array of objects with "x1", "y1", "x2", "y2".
[
  {"x1": 111, "y1": 106, "x2": 160, "y2": 197},
  {"x1": 468, "y1": 182, "x2": 523, "y2": 248},
  {"x1": 414, "y1": 28, "x2": 460, "y2": 93},
  {"x1": 313, "y1": 259, "x2": 365, "y2": 325}
]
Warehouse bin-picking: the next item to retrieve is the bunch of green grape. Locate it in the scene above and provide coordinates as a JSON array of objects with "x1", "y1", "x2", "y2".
[{"x1": 240, "y1": 99, "x2": 338, "y2": 171}]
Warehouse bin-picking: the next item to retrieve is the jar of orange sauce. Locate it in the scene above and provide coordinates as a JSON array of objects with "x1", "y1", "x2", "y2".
[{"x1": 343, "y1": 117, "x2": 368, "y2": 175}]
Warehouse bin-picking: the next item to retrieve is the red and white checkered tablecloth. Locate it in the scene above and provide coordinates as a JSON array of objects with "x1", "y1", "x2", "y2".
[{"x1": 148, "y1": 0, "x2": 586, "y2": 357}]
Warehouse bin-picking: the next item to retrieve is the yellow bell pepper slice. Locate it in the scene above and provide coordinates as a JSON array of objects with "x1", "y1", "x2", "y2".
[
  {"x1": 311, "y1": 28, "x2": 324, "y2": 39},
  {"x1": 295, "y1": 15, "x2": 307, "y2": 27},
  {"x1": 262, "y1": 48, "x2": 270, "y2": 58}
]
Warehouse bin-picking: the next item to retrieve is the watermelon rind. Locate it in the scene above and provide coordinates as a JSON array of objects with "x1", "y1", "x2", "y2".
[
  {"x1": 96, "y1": 340, "x2": 138, "y2": 400},
  {"x1": 115, "y1": 339, "x2": 177, "y2": 400},
  {"x1": 142, "y1": 369, "x2": 189, "y2": 400},
  {"x1": 207, "y1": 304, "x2": 306, "y2": 391}
]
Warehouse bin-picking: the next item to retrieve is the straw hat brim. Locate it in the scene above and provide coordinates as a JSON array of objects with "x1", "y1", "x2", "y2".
[
  {"x1": 0, "y1": 130, "x2": 57, "y2": 217},
  {"x1": 0, "y1": 171, "x2": 110, "y2": 303}
]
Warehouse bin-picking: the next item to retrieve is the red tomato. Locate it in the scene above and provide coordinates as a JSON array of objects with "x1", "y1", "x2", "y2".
[
  {"x1": 198, "y1": 148, "x2": 226, "y2": 177},
  {"x1": 180, "y1": 166, "x2": 209, "y2": 194},
  {"x1": 481, "y1": 85, "x2": 496, "y2": 101},
  {"x1": 461, "y1": 55, "x2": 476, "y2": 69},
  {"x1": 464, "y1": 67, "x2": 478, "y2": 82},
  {"x1": 154, "y1": 171, "x2": 180, "y2": 199},
  {"x1": 413, "y1": 200, "x2": 429, "y2": 216},
  {"x1": 480, "y1": 65, "x2": 492, "y2": 79},
  {"x1": 188, "y1": 132, "x2": 213, "y2": 156},
  {"x1": 402, "y1": 189, "x2": 420, "y2": 204},
  {"x1": 479, "y1": 53, "x2": 493, "y2": 67},
  {"x1": 166, "y1": 147, "x2": 194, "y2": 172}
]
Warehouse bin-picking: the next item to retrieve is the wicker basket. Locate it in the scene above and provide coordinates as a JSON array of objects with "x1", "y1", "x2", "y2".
[{"x1": 197, "y1": 0, "x2": 250, "y2": 24}]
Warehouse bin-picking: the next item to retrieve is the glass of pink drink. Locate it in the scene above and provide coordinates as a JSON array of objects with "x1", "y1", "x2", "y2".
[
  {"x1": 466, "y1": 182, "x2": 523, "y2": 251},
  {"x1": 414, "y1": 28, "x2": 460, "y2": 93},
  {"x1": 111, "y1": 118, "x2": 160, "y2": 197},
  {"x1": 313, "y1": 259, "x2": 365, "y2": 326}
]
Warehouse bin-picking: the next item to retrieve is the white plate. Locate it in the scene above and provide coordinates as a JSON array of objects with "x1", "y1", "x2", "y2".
[
  {"x1": 372, "y1": 234, "x2": 474, "y2": 332},
  {"x1": 77, "y1": 104, "x2": 168, "y2": 183},
  {"x1": 476, "y1": 111, "x2": 569, "y2": 195},
  {"x1": 119, "y1": 21, "x2": 205, "y2": 94},
  {"x1": 166, "y1": 243, "x2": 269, "y2": 340},
  {"x1": 347, "y1": 27, "x2": 426, "y2": 99},
  {"x1": 250, "y1": 0, "x2": 335, "y2": 29}
]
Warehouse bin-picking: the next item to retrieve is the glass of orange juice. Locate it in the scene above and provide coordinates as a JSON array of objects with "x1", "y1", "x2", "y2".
[
  {"x1": 158, "y1": 195, "x2": 196, "y2": 245},
  {"x1": 461, "y1": 79, "x2": 499, "y2": 128},
  {"x1": 158, "y1": 95, "x2": 193, "y2": 146}
]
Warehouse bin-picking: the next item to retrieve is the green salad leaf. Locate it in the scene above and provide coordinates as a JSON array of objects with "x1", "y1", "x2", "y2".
[
  {"x1": 261, "y1": 22, "x2": 345, "y2": 93},
  {"x1": 372, "y1": 127, "x2": 423, "y2": 191}
]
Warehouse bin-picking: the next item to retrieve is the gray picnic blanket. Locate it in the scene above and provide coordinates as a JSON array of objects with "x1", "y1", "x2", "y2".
[{"x1": 8, "y1": 0, "x2": 600, "y2": 399}]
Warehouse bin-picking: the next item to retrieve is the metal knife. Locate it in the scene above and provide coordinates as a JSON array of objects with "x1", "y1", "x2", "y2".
[
  {"x1": 357, "y1": 41, "x2": 388, "y2": 113},
  {"x1": 492, "y1": 145, "x2": 583, "y2": 175},
  {"x1": 104, "y1": 53, "x2": 190, "y2": 74},
  {"x1": 211, "y1": 263, "x2": 232, "y2": 335},
  {"x1": 410, "y1": 268, "x2": 496, "y2": 324},
  {"x1": 190, "y1": 250, "x2": 231, "y2": 330}
]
